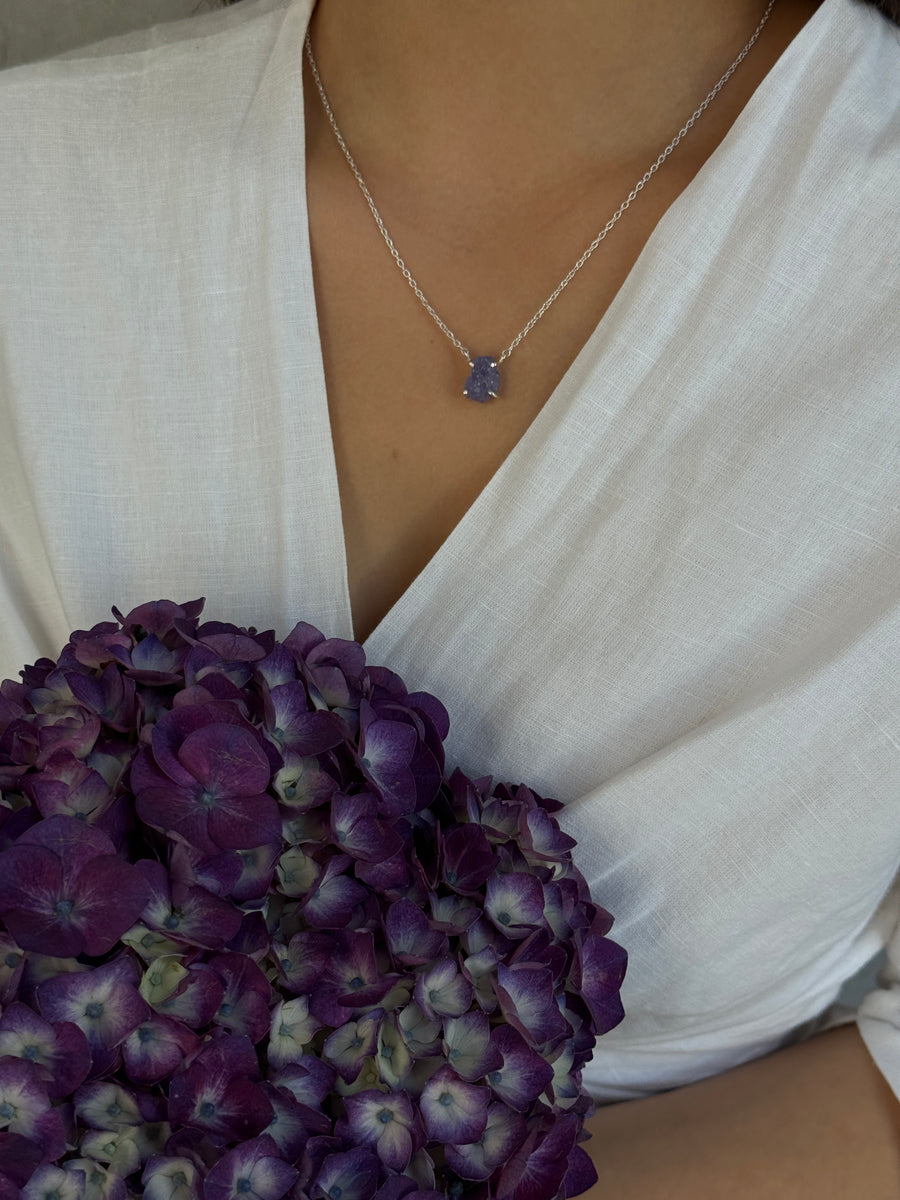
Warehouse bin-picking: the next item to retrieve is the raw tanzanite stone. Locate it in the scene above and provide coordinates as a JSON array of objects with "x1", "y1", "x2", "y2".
[{"x1": 463, "y1": 356, "x2": 500, "y2": 402}]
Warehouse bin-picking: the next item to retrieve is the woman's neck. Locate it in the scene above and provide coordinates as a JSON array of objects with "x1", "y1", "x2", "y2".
[{"x1": 304, "y1": 0, "x2": 821, "y2": 226}]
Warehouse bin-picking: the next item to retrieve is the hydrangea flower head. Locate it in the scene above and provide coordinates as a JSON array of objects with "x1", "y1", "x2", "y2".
[{"x1": 0, "y1": 599, "x2": 626, "y2": 1196}]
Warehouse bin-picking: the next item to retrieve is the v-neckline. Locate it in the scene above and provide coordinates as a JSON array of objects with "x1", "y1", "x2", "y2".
[{"x1": 290, "y1": 0, "x2": 836, "y2": 655}]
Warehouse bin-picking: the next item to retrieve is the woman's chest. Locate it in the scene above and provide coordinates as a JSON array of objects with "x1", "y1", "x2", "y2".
[{"x1": 303, "y1": 152, "x2": 692, "y2": 644}]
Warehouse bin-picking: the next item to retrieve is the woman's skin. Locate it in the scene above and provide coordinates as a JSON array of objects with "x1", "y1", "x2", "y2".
[
  {"x1": 583, "y1": 1022, "x2": 900, "y2": 1198},
  {"x1": 302, "y1": 4, "x2": 900, "y2": 1191},
  {"x1": 303, "y1": 0, "x2": 823, "y2": 647}
]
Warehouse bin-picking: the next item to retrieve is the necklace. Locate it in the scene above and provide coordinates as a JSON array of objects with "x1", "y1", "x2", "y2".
[{"x1": 304, "y1": 1, "x2": 777, "y2": 402}]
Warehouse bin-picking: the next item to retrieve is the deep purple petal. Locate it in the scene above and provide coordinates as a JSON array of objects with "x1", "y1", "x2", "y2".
[
  {"x1": 342, "y1": 1090, "x2": 416, "y2": 1172},
  {"x1": 146, "y1": 705, "x2": 231, "y2": 789},
  {"x1": 321, "y1": 1013, "x2": 381, "y2": 1083},
  {"x1": 168, "y1": 1066, "x2": 273, "y2": 1143},
  {"x1": 302, "y1": 858, "x2": 368, "y2": 929},
  {"x1": 229, "y1": 843, "x2": 280, "y2": 903},
  {"x1": 520, "y1": 808, "x2": 577, "y2": 860},
  {"x1": 123, "y1": 1014, "x2": 201, "y2": 1084},
  {"x1": 486, "y1": 1026, "x2": 554, "y2": 1112},
  {"x1": 495, "y1": 964, "x2": 570, "y2": 1047},
  {"x1": 0, "y1": 1003, "x2": 91, "y2": 1099},
  {"x1": 496, "y1": 1115, "x2": 578, "y2": 1200},
  {"x1": 138, "y1": 857, "x2": 241, "y2": 950},
  {"x1": 153, "y1": 963, "x2": 224, "y2": 1028},
  {"x1": 67, "y1": 853, "x2": 152, "y2": 956},
  {"x1": 578, "y1": 935, "x2": 627, "y2": 1035},
  {"x1": 385, "y1": 899, "x2": 446, "y2": 966},
  {"x1": 420, "y1": 1067, "x2": 489, "y2": 1144},
  {"x1": 562, "y1": 1144, "x2": 598, "y2": 1199},
  {"x1": 414, "y1": 959, "x2": 473, "y2": 1020},
  {"x1": 272, "y1": 1058, "x2": 336, "y2": 1110},
  {"x1": 18, "y1": 811, "x2": 116, "y2": 867},
  {"x1": 196, "y1": 628, "x2": 268, "y2": 661},
  {"x1": 441, "y1": 824, "x2": 496, "y2": 895},
  {"x1": 38, "y1": 956, "x2": 148, "y2": 1059},
  {"x1": 331, "y1": 793, "x2": 403, "y2": 864},
  {"x1": 135, "y1": 783, "x2": 217, "y2": 856},
  {"x1": 209, "y1": 954, "x2": 272, "y2": 1043},
  {"x1": 177, "y1": 723, "x2": 270, "y2": 796},
  {"x1": 0, "y1": 935, "x2": 25, "y2": 1006},
  {"x1": 445, "y1": 1102, "x2": 527, "y2": 1181},
  {"x1": 204, "y1": 1134, "x2": 298, "y2": 1200},
  {"x1": 0, "y1": 843, "x2": 73, "y2": 956},
  {"x1": 484, "y1": 873, "x2": 546, "y2": 939},
  {"x1": 207, "y1": 793, "x2": 283, "y2": 851},
  {"x1": 26, "y1": 751, "x2": 113, "y2": 824},
  {"x1": 0, "y1": 1135, "x2": 45, "y2": 1189},
  {"x1": 312, "y1": 1148, "x2": 380, "y2": 1200},
  {"x1": 358, "y1": 705, "x2": 418, "y2": 815},
  {"x1": 273, "y1": 932, "x2": 335, "y2": 997},
  {"x1": 267, "y1": 684, "x2": 346, "y2": 756},
  {"x1": 443, "y1": 1012, "x2": 503, "y2": 1082},
  {"x1": 45, "y1": 1020, "x2": 93, "y2": 1098},
  {"x1": 259, "y1": 1082, "x2": 310, "y2": 1163}
]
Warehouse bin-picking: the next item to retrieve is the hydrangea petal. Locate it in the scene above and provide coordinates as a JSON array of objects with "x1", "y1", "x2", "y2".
[
  {"x1": 443, "y1": 1012, "x2": 503, "y2": 1082},
  {"x1": 321, "y1": 1014, "x2": 380, "y2": 1084},
  {"x1": 267, "y1": 997, "x2": 322, "y2": 1069},
  {"x1": 0, "y1": 935, "x2": 25, "y2": 1005},
  {"x1": 496, "y1": 1114, "x2": 578, "y2": 1200},
  {"x1": 484, "y1": 872, "x2": 546, "y2": 939},
  {"x1": 562, "y1": 1145, "x2": 598, "y2": 1199},
  {"x1": 123, "y1": 1014, "x2": 201, "y2": 1084},
  {"x1": 168, "y1": 1066, "x2": 272, "y2": 1143},
  {"x1": 420, "y1": 1067, "x2": 489, "y2": 1144},
  {"x1": 312, "y1": 1147, "x2": 380, "y2": 1200},
  {"x1": 385, "y1": 899, "x2": 446, "y2": 966},
  {"x1": 22, "y1": 1164, "x2": 87, "y2": 1200},
  {"x1": 148, "y1": 961, "x2": 224, "y2": 1028},
  {"x1": 445, "y1": 1102, "x2": 527, "y2": 1181},
  {"x1": 358, "y1": 706, "x2": 417, "y2": 816},
  {"x1": 141, "y1": 1156, "x2": 201, "y2": 1200},
  {"x1": 495, "y1": 963, "x2": 571, "y2": 1047},
  {"x1": 414, "y1": 959, "x2": 473, "y2": 1020},
  {"x1": 578, "y1": 934, "x2": 628, "y2": 1035},
  {"x1": 177, "y1": 723, "x2": 270, "y2": 796},
  {"x1": 74, "y1": 1080, "x2": 142, "y2": 1130},
  {"x1": 259, "y1": 1082, "x2": 310, "y2": 1162},
  {"x1": 302, "y1": 858, "x2": 368, "y2": 929},
  {"x1": 331, "y1": 793, "x2": 403, "y2": 864},
  {"x1": 0, "y1": 1003, "x2": 91, "y2": 1099},
  {"x1": 486, "y1": 1026, "x2": 554, "y2": 1112},
  {"x1": 342, "y1": 1089, "x2": 416, "y2": 1171},
  {"x1": 38, "y1": 956, "x2": 148, "y2": 1068},
  {"x1": 441, "y1": 824, "x2": 496, "y2": 895},
  {"x1": 0, "y1": 1058, "x2": 65, "y2": 1160},
  {"x1": 204, "y1": 1134, "x2": 298, "y2": 1200}
]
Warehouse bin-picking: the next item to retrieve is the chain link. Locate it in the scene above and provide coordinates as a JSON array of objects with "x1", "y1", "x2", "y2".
[{"x1": 304, "y1": 0, "x2": 776, "y2": 367}]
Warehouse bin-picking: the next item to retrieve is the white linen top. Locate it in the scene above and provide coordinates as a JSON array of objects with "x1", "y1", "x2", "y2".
[{"x1": 1, "y1": 0, "x2": 898, "y2": 1105}]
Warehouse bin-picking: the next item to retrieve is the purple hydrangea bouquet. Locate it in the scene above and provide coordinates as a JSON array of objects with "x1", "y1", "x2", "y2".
[{"x1": 0, "y1": 599, "x2": 626, "y2": 1200}]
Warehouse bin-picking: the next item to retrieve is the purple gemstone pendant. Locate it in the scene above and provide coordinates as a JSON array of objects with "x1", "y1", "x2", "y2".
[{"x1": 463, "y1": 355, "x2": 500, "y2": 402}]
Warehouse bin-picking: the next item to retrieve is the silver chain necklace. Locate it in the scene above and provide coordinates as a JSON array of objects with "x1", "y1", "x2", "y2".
[{"x1": 304, "y1": 1, "x2": 776, "y2": 402}]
